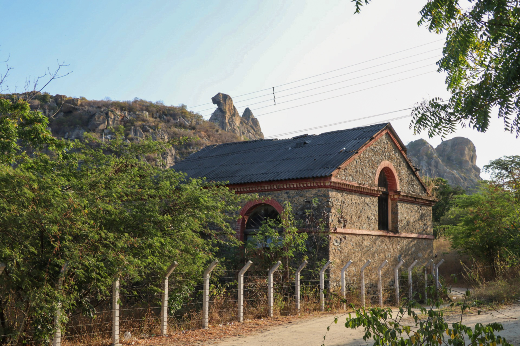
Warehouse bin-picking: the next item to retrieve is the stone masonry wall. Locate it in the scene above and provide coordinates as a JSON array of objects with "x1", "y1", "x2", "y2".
[
  {"x1": 252, "y1": 188, "x2": 331, "y2": 224},
  {"x1": 328, "y1": 233, "x2": 433, "y2": 287},
  {"x1": 328, "y1": 190, "x2": 377, "y2": 230},
  {"x1": 336, "y1": 133, "x2": 427, "y2": 196},
  {"x1": 398, "y1": 202, "x2": 432, "y2": 235}
]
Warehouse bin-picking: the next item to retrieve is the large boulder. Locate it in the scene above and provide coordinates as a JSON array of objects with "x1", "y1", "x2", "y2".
[
  {"x1": 407, "y1": 137, "x2": 481, "y2": 192},
  {"x1": 209, "y1": 93, "x2": 263, "y2": 140},
  {"x1": 88, "y1": 112, "x2": 108, "y2": 131}
]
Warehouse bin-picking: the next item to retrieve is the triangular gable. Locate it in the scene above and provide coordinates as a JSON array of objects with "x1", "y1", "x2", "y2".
[{"x1": 331, "y1": 124, "x2": 430, "y2": 196}]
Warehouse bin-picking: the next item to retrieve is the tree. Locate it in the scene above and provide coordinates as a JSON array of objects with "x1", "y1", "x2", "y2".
[
  {"x1": 353, "y1": 0, "x2": 520, "y2": 138},
  {"x1": 484, "y1": 155, "x2": 520, "y2": 201},
  {"x1": 443, "y1": 182, "x2": 520, "y2": 269},
  {"x1": 0, "y1": 97, "x2": 67, "y2": 164},
  {"x1": 0, "y1": 60, "x2": 71, "y2": 164},
  {"x1": 429, "y1": 178, "x2": 465, "y2": 237},
  {"x1": 0, "y1": 129, "x2": 248, "y2": 343}
]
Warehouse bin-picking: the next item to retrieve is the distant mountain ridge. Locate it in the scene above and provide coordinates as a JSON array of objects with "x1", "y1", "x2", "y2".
[{"x1": 406, "y1": 137, "x2": 481, "y2": 192}]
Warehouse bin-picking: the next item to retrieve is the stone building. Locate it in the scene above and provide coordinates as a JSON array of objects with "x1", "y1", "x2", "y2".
[{"x1": 173, "y1": 123, "x2": 435, "y2": 284}]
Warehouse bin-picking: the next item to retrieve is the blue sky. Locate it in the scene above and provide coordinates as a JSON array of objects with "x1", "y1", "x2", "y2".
[{"x1": 1, "y1": 0, "x2": 518, "y2": 176}]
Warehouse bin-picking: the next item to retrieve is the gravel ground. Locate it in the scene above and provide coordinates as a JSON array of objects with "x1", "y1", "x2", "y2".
[{"x1": 214, "y1": 303, "x2": 520, "y2": 346}]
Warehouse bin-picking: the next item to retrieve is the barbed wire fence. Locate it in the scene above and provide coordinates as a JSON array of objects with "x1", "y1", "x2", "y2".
[{"x1": 0, "y1": 258, "x2": 449, "y2": 345}]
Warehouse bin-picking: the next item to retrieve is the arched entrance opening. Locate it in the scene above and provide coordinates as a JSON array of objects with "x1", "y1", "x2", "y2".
[
  {"x1": 237, "y1": 199, "x2": 284, "y2": 242},
  {"x1": 244, "y1": 204, "x2": 281, "y2": 243}
]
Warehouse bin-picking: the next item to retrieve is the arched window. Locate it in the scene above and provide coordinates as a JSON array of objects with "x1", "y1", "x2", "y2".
[
  {"x1": 375, "y1": 161, "x2": 400, "y2": 232},
  {"x1": 378, "y1": 172, "x2": 389, "y2": 230},
  {"x1": 244, "y1": 204, "x2": 281, "y2": 243}
]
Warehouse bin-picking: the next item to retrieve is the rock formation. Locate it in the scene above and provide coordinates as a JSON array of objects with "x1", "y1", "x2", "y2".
[
  {"x1": 407, "y1": 137, "x2": 481, "y2": 192},
  {"x1": 209, "y1": 93, "x2": 264, "y2": 140},
  {"x1": 14, "y1": 92, "x2": 245, "y2": 167}
]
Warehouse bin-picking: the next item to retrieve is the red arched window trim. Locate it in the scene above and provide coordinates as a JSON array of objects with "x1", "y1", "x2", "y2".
[
  {"x1": 375, "y1": 161, "x2": 400, "y2": 192},
  {"x1": 236, "y1": 199, "x2": 284, "y2": 241}
]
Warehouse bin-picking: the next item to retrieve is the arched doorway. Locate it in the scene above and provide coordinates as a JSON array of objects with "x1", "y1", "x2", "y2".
[
  {"x1": 237, "y1": 199, "x2": 284, "y2": 242},
  {"x1": 244, "y1": 204, "x2": 281, "y2": 243}
]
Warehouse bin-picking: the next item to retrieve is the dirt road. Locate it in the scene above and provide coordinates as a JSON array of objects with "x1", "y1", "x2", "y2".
[{"x1": 213, "y1": 304, "x2": 520, "y2": 346}]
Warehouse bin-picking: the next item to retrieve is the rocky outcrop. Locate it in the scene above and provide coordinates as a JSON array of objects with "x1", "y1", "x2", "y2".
[
  {"x1": 12, "y1": 92, "x2": 244, "y2": 167},
  {"x1": 209, "y1": 93, "x2": 264, "y2": 140},
  {"x1": 407, "y1": 137, "x2": 481, "y2": 192}
]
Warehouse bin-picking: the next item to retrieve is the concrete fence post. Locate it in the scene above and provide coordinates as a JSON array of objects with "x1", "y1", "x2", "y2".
[
  {"x1": 161, "y1": 261, "x2": 178, "y2": 336},
  {"x1": 112, "y1": 277, "x2": 121, "y2": 346},
  {"x1": 295, "y1": 260, "x2": 307, "y2": 312},
  {"x1": 434, "y1": 259, "x2": 445, "y2": 290},
  {"x1": 377, "y1": 260, "x2": 388, "y2": 307},
  {"x1": 425, "y1": 259, "x2": 433, "y2": 301},
  {"x1": 238, "y1": 260, "x2": 253, "y2": 323},
  {"x1": 340, "y1": 260, "x2": 353, "y2": 310},
  {"x1": 202, "y1": 260, "x2": 219, "y2": 329},
  {"x1": 407, "y1": 260, "x2": 418, "y2": 301},
  {"x1": 394, "y1": 260, "x2": 405, "y2": 306},
  {"x1": 53, "y1": 263, "x2": 68, "y2": 346},
  {"x1": 424, "y1": 267, "x2": 428, "y2": 301},
  {"x1": 268, "y1": 261, "x2": 281, "y2": 317},
  {"x1": 360, "y1": 260, "x2": 371, "y2": 308},
  {"x1": 430, "y1": 259, "x2": 435, "y2": 283},
  {"x1": 319, "y1": 261, "x2": 332, "y2": 312}
]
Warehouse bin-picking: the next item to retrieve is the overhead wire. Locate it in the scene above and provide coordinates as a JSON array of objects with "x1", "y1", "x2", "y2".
[
  {"x1": 244, "y1": 64, "x2": 435, "y2": 112},
  {"x1": 189, "y1": 39, "x2": 443, "y2": 109},
  {"x1": 194, "y1": 51, "x2": 440, "y2": 113},
  {"x1": 200, "y1": 68, "x2": 436, "y2": 118},
  {"x1": 242, "y1": 70, "x2": 436, "y2": 118},
  {"x1": 195, "y1": 52, "x2": 440, "y2": 114},
  {"x1": 265, "y1": 108, "x2": 414, "y2": 138}
]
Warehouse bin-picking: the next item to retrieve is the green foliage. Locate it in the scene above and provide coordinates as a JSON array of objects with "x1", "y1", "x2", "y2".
[
  {"x1": 429, "y1": 178, "x2": 466, "y2": 237},
  {"x1": 329, "y1": 301, "x2": 512, "y2": 345},
  {"x1": 0, "y1": 127, "x2": 248, "y2": 342},
  {"x1": 246, "y1": 202, "x2": 308, "y2": 277},
  {"x1": 431, "y1": 178, "x2": 465, "y2": 223},
  {"x1": 0, "y1": 97, "x2": 67, "y2": 164},
  {"x1": 353, "y1": 0, "x2": 520, "y2": 137},
  {"x1": 443, "y1": 182, "x2": 520, "y2": 268},
  {"x1": 484, "y1": 155, "x2": 520, "y2": 201}
]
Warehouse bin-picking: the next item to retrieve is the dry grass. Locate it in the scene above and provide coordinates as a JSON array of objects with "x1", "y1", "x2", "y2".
[{"x1": 434, "y1": 238, "x2": 471, "y2": 286}]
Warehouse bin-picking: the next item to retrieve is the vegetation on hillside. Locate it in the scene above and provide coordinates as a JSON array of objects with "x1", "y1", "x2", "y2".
[{"x1": 1, "y1": 92, "x2": 243, "y2": 164}]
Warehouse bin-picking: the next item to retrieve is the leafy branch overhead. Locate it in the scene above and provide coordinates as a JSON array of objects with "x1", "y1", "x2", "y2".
[{"x1": 353, "y1": 0, "x2": 520, "y2": 137}]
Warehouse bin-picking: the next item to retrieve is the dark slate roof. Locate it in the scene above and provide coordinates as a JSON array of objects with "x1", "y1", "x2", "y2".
[{"x1": 172, "y1": 123, "x2": 390, "y2": 185}]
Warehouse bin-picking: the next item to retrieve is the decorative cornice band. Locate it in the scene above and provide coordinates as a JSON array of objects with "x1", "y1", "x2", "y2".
[
  {"x1": 229, "y1": 179, "x2": 381, "y2": 196},
  {"x1": 332, "y1": 228, "x2": 435, "y2": 240},
  {"x1": 228, "y1": 178, "x2": 435, "y2": 206}
]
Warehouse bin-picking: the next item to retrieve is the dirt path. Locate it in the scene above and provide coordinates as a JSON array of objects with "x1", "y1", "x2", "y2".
[{"x1": 212, "y1": 304, "x2": 520, "y2": 346}]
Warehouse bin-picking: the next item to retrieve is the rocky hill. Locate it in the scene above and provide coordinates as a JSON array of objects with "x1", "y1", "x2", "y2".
[
  {"x1": 8, "y1": 92, "x2": 262, "y2": 166},
  {"x1": 407, "y1": 137, "x2": 481, "y2": 192}
]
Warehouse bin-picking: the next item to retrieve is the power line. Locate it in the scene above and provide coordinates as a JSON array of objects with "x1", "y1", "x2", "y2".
[
  {"x1": 243, "y1": 64, "x2": 435, "y2": 113},
  {"x1": 240, "y1": 70, "x2": 436, "y2": 118},
  {"x1": 196, "y1": 53, "x2": 439, "y2": 114},
  {"x1": 266, "y1": 108, "x2": 413, "y2": 138},
  {"x1": 189, "y1": 40, "x2": 443, "y2": 109}
]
